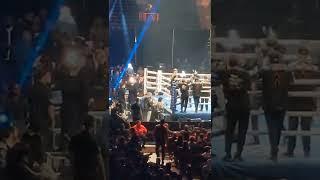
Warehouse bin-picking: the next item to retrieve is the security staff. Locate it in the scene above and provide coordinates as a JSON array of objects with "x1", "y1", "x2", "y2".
[
  {"x1": 285, "y1": 47, "x2": 318, "y2": 158},
  {"x1": 170, "y1": 68, "x2": 179, "y2": 113},
  {"x1": 179, "y1": 79, "x2": 189, "y2": 113},
  {"x1": 222, "y1": 56, "x2": 251, "y2": 162},
  {"x1": 261, "y1": 52, "x2": 292, "y2": 162}
]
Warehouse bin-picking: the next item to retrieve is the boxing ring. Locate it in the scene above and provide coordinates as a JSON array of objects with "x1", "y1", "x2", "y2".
[
  {"x1": 212, "y1": 37, "x2": 320, "y2": 179},
  {"x1": 143, "y1": 68, "x2": 211, "y2": 120}
]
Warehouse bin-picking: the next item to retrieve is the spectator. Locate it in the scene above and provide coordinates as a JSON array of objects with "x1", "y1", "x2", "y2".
[
  {"x1": 69, "y1": 114, "x2": 106, "y2": 180},
  {"x1": 57, "y1": 50, "x2": 90, "y2": 150},
  {"x1": 180, "y1": 125, "x2": 190, "y2": 141},
  {"x1": 117, "y1": 83, "x2": 126, "y2": 109},
  {"x1": 21, "y1": 125, "x2": 44, "y2": 167},
  {"x1": 28, "y1": 67, "x2": 55, "y2": 152},
  {"x1": 38, "y1": 8, "x2": 48, "y2": 27},
  {"x1": 132, "y1": 120, "x2": 147, "y2": 137},
  {"x1": 131, "y1": 98, "x2": 142, "y2": 122},
  {"x1": 132, "y1": 120, "x2": 147, "y2": 147},
  {"x1": 0, "y1": 118, "x2": 17, "y2": 170},
  {"x1": 5, "y1": 83, "x2": 28, "y2": 135},
  {"x1": 89, "y1": 17, "x2": 108, "y2": 47},
  {"x1": 13, "y1": 30, "x2": 33, "y2": 81},
  {"x1": 6, "y1": 142, "x2": 38, "y2": 180},
  {"x1": 153, "y1": 119, "x2": 169, "y2": 165},
  {"x1": 127, "y1": 127, "x2": 142, "y2": 153}
]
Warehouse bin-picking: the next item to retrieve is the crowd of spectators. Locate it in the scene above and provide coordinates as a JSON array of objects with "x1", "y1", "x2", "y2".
[
  {"x1": 0, "y1": 3, "x2": 108, "y2": 180},
  {"x1": 109, "y1": 102, "x2": 212, "y2": 180}
]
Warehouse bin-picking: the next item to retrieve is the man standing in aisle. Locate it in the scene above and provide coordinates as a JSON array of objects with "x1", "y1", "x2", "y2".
[
  {"x1": 69, "y1": 115, "x2": 106, "y2": 180},
  {"x1": 153, "y1": 119, "x2": 168, "y2": 165}
]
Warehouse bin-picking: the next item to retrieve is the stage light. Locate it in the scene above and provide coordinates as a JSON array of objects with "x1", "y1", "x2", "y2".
[
  {"x1": 226, "y1": 29, "x2": 241, "y2": 49},
  {"x1": 58, "y1": 5, "x2": 76, "y2": 24},
  {"x1": 146, "y1": 4, "x2": 153, "y2": 11},
  {"x1": 109, "y1": 0, "x2": 118, "y2": 21},
  {"x1": 128, "y1": 63, "x2": 133, "y2": 70},
  {"x1": 119, "y1": 0, "x2": 130, "y2": 50},
  {"x1": 0, "y1": 114, "x2": 8, "y2": 123},
  {"x1": 128, "y1": 76, "x2": 136, "y2": 84},
  {"x1": 62, "y1": 47, "x2": 85, "y2": 70},
  {"x1": 228, "y1": 29, "x2": 239, "y2": 40},
  {"x1": 181, "y1": 71, "x2": 186, "y2": 77},
  {"x1": 127, "y1": 63, "x2": 134, "y2": 74},
  {"x1": 113, "y1": 0, "x2": 161, "y2": 89}
]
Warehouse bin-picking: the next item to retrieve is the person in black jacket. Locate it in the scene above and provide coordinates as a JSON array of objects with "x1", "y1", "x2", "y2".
[
  {"x1": 57, "y1": 60, "x2": 90, "y2": 151},
  {"x1": 179, "y1": 79, "x2": 189, "y2": 113},
  {"x1": 192, "y1": 78, "x2": 202, "y2": 113},
  {"x1": 131, "y1": 98, "x2": 142, "y2": 122},
  {"x1": 261, "y1": 53, "x2": 292, "y2": 162},
  {"x1": 153, "y1": 119, "x2": 168, "y2": 165},
  {"x1": 28, "y1": 67, "x2": 55, "y2": 152},
  {"x1": 69, "y1": 114, "x2": 106, "y2": 180},
  {"x1": 222, "y1": 57, "x2": 251, "y2": 162},
  {"x1": 170, "y1": 69, "x2": 178, "y2": 113}
]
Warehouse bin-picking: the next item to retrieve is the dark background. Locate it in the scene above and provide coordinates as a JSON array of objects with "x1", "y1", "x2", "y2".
[{"x1": 212, "y1": 0, "x2": 320, "y2": 39}]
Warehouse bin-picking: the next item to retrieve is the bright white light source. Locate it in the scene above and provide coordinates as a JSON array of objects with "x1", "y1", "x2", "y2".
[
  {"x1": 62, "y1": 47, "x2": 85, "y2": 71},
  {"x1": 128, "y1": 63, "x2": 133, "y2": 70},
  {"x1": 0, "y1": 114, "x2": 8, "y2": 123},
  {"x1": 181, "y1": 71, "x2": 186, "y2": 77},
  {"x1": 128, "y1": 76, "x2": 136, "y2": 84},
  {"x1": 59, "y1": 5, "x2": 76, "y2": 24},
  {"x1": 226, "y1": 29, "x2": 241, "y2": 49},
  {"x1": 228, "y1": 29, "x2": 239, "y2": 39},
  {"x1": 65, "y1": 50, "x2": 79, "y2": 66}
]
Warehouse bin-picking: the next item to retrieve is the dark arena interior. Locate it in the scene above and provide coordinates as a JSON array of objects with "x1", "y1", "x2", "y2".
[
  {"x1": 212, "y1": 0, "x2": 320, "y2": 179},
  {"x1": 109, "y1": 0, "x2": 212, "y2": 179},
  {"x1": 0, "y1": 0, "x2": 108, "y2": 179}
]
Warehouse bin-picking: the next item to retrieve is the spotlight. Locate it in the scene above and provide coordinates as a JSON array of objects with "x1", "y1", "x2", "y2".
[
  {"x1": 128, "y1": 76, "x2": 136, "y2": 84},
  {"x1": 0, "y1": 114, "x2": 8, "y2": 123},
  {"x1": 181, "y1": 71, "x2": 186, "y2": 77},
  {"x1": 62, "y1": 47, "x2": 85, "y2": 70},
  {"x1": 228, "y1": 29, "x2": 239, "y2": 39},
  {"x1": 226, "y1": 29, "x2": 241, "y2": 49},
  {"x1": 128, "y1": 63, "x2": 133, "y2": 70},
  {"x1": 127, "y1": 63, "x2": 134, "y2": 75},
  {"x1": 146, "y1": 4, "x2": 153, "y2": 11}
]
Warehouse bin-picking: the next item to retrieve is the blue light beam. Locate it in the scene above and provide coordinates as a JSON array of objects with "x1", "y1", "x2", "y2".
[
  {"x1": 113, "y1": 0, "x2": 161, "y2": 89},
  {"x1": 119, "y1": 0, "x2": 130, "y2": 51},
  {"x1": 109, "y1": 0, "x2": 118, "y2": 22},
  {"x1": 19, "y1": 0, "x2": 64, "y2": 87}
]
